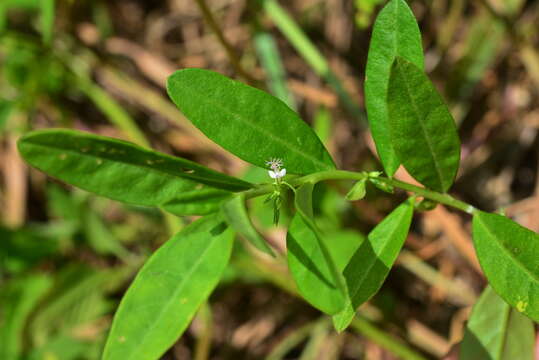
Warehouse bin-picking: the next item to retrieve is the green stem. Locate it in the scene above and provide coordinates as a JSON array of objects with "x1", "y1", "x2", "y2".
[
  {"x1": 244, "y1": 170, "x2": 475, "y2": 214},
  {"x1": 378, "y1": 177, "x2": 475, "y2": 214}
]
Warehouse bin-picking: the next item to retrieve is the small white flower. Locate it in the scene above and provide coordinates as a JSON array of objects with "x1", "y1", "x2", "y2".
[
  {"x1": 269, "y1": 168, "x2": 286, "y2": 179},
  {"x1": 266, "y1": 158, "x2": 283, "y2": 171},
  {"x1": 266, "y1": 157, "x2": 286, "y2": 180}
]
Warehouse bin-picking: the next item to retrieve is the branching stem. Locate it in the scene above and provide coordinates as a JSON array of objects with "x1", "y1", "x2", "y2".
[{"x1": 244, "y1": 170, "x2": 475, "y2": 214}]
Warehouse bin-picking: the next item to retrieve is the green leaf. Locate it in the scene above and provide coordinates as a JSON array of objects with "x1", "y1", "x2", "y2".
[
  {"x1": 221, "y1": 194, "x2": 275, "y2": 257},
  {"x1": 387, "y1": 57, "x2": 461, "y2": 192},
  {"x1": 30, "y1": 266, "x2": 113, "y2": 346},
  {"x1": 161, "y1": 188, "x2": 233, "y2": 216},
  {"x1": 103, "y1": 214, "x2": 233, "y2": 360},
  {"x1": 460, "y1": 286, "x2": 535, "y2": 360},
  {"x1": 0, "y1": 226, "x2": 59, "y2": 274},
  {"x1": 18, "y1": 129, "x2": 251, "y2": 215},
  {"x1": 0, "y1": 274, "x2": 52, "y2": 360},
  {"x1": 365, "y1": 0, "x2": 424, "y2": 176},
  {"x1": 472, "y1": 211, "x2": 539, "y2": 322},
  {"x1": 345, "y1": 179, "x2": 367, "y2": 201},
  {"x1": 333, "y1": 198, "x2": 414, "y2": 330},
  {"x1": 166, "y1": 69, "x2": 335, "y2": 174},
  {"x1": 286, "y1": 183, "x2": 346, "y2": 314},
  {"x1": 254, "y1": 31, "x2": 296, "y2": 109},
  {"x1": 39, "y1": 0, "x2": 54, "y2": 44},
  {"x1": 28, "y1": 335, "x2": 97, "y2": 360}
]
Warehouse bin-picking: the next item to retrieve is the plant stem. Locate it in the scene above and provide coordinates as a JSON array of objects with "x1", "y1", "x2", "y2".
[
  {"x1": 378, "y1": 177, "x2": 475, "y2": 214},
  {"x1": 244, "y1": 170, "x2": 476, "y2": 215},
  {"x1": 193, "y1": 0, "x2": 258, "y2": 85}
]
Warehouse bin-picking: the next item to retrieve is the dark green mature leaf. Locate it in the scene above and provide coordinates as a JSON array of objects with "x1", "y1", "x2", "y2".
[
  {"x1": 167, "y1": 69, "x2": 335, "y2": 174},
  {"x1": 387, "y1": 57, "x2": 460, "y2": 192},
  {"x1": 365, "y1": 0, "x2": 424, "y2": 176},
  {"x1": 287, "y1": 183, "x2": 346, "y2": 314},
  {"x1": 333, "y1": 198, "x2": 414, "y2": 330},
  {"x1": 18, "y1": 129, "x2": 251, "y2": 215},
  {"x1": 222, "y1": 194, "x2": 275, "y2": 257},
  {"x1": 472, "y1": 211, "x2": 539, "y2": 322},
  {"x1": 0, "y1": 274, "x2": 52, "y2": 360},
  {"x1": 460, "y1": 286, "x2": 534, "y2": 360},
  {"x1": 103, "y1": 214, "x2": 233, "y2": 360},
  {"x1": 161, "y1": 188, "x2": 233, "y2": 216}
]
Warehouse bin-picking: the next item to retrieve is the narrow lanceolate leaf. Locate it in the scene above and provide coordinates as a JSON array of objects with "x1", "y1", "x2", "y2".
[
  {"x1": 387, "y1": 57, "x2": 461, "y2": 192},
  {"x1": 221, "y1": 194, "x2": 275, "y2": 257},
  {"x1": 472, "y1": 211, "x2": 539, "y2": 323},
  {"x1": 103, "y1": 214, "x2": 233, "y2": 360},
  {"x1": 167, "y1": 69, "x2": 335, "y2": 174},
  {"x1": 333, "y1": 198, "x2": 414, "y2": 330},
  {"x1": 18, "y1": 129, "x2": 252, "y2": 215},
  {"x1": 460, "y1": 286, "x2": 534, "y2": 360},
  {"x1": 365, "y1": 0, "x2": 424, "y2": 176},
  {"x1": 287, "y1": 183, "x2": 346, "y2": 315},
  {"x1": 0, "y1": 275, "x2": 52, "y2": 360}
]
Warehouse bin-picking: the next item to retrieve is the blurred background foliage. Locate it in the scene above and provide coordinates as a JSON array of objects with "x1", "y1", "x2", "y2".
[{"x1": 1, "y1": 0, "x2": 538, "y2": 359}]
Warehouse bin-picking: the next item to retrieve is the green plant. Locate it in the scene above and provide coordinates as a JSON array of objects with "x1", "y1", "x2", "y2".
[{"x1": 16, "y1": 0, "x2": 538, "y2": 359}]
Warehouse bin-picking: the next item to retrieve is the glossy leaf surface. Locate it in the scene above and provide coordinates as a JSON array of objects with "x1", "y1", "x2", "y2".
[
  {"x1": 18, "y1": 129, "x2": 251, "y2": 215},
  {"x1": 333, "y1": 198, "x2": 414, "y2": 330},
  {"x1": 460, "y1": 286, "x2": 534, "y2": 360},
  {"x1": 103, "y1": 214, "x2": 233, "y2": 360},
  {"x1": 387, "y1": 58, "x2": 460, "y2": 192},
  {"x1": 222, "y1": 194, "x2": 275, "y2": 256},
  {"x1": 365, "y1": 0, "x2": 424, "y2": 176},
  {"x1": 287, "y1": 183, "x2": 346, "y2": 314},
  {"x1": 167, "y1": 69, "x2": 335, "y2": 174},
  {"x1": 472, "y1": 211, "x2": 539, "y2": 322}
]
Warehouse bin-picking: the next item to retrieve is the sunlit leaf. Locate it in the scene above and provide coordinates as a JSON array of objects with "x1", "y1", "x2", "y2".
[
  {"x1": 103, "y1": 214, "x2": 233, "y2": 360},
  {"x1": 387, "y1": 57, "x2": 460, "y2": 192},
  {"x1": 472, "y1": 211, "x2": 539, "y2": 322},
  {"x1": 167, "y1": 69, "x2": 335, "y2": 174},
  {"x1": 222, "y1": 194, "x2": 275, "y2": 256},
  {"x1": 460, "y1": 286, "x2": 534, "y2": 360},
  {"x1": 365, "y1": 0, "x2": 424, "y2": 176},
  {"x1": 18, "y1": 129, "x2": 251, "y2": 215},
  {"x1": 333, "y1": 198, "x2": 414, "y2": 330},
  {"x1": 287, "y1": 183, "x2": 346, "y2": 314}
]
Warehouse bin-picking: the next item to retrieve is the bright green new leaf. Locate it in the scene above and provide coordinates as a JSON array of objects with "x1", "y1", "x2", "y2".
[
  {"x1": 365, "y1": 0, "x2": 424, "y2": 176},
  {"x1": 222, "y1": 194, "x2": 275, "y2": 257},
  {"x1": 166, "y1": 69, "x2": 335, "y2": 174},
  {"x1": 460, "y1": 286, "x2": 534, "y2": 360},
  {"x1": 472, "y1": 211, "x2": 539, "y2": 322},
  {"x1": 323, "y1": 230, "x2": 364, "y2": 332},
  {"x1": 18, "y1": 129, "x2": 251, "y2": 215},
  {"x1": 287, "y1": 183, "x2": 346, "y2": 315},
  {"x1": 103, "y1": 214, "x2": 234, "y2": 360},
  {"x1": 345, "y1": 179, "x2": 367, "y2": 201},
  {"x1": 333, "y1": 198, "x2": 414, "y2": 330},
  {"x1": 387, "y1": 57, "x2": 460, "y2": 192},
  {"x1": 0, "y1": 274, "x2": 52, "y2": 360}
]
